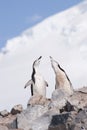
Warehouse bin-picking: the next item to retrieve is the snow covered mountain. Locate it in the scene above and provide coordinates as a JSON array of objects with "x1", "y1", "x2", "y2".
[{"x1": 0, "y1": 0, "x2": 87, "y2": 110}]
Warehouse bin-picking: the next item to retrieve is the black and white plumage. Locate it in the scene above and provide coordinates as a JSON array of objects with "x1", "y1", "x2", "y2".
[
  {"x1": 24, "y1": 56, "x2": 48, "y2": 97},
  {"x1": 50, "y1": 56, "x2": 73, "y2": 95}
]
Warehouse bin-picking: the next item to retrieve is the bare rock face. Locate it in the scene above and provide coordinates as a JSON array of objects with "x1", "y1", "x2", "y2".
[
  {"x1": 0, "y1": 125, "x2": 23, "y2": 130},
  {"x1": 11, "y1": 104, "x2": 23, "y2": 115},
  {"x1": 78, "y1": 86, "x2": 87, "y2": 93},
  {"x1": 31, "y1": 108, "x2": 63, "y2": 130},
  {"x1": 1, "y1": 87, "x2": 87, "y2": 130},
  {"x1": 17, "y1": 104, "x2": 49, "y2": 130},
  {"x1": 0, "y1": 114, "x2": 17, "y2": 129},
  {"x1": 0, "y1": 125, "x2": 8, "y2": 130},
  {"x1": 69, "y1": 88, "x2": 87, "y2": 109},
  {"x1": 49, "y1": 88, "x2": 70, "y2": 110},
  {"x1": 9, "y1": 129, "x2": 23, "y2": 130},
  {"x1": 48, "y1": 113, "x2": 70, "y2": 130},
  {"x1": 48, "y1": 108, "x2": 87, "y2": 130},
  {"x1": 27, "y1": 95, "x2": 51, "y2": 106},
  {"x1": 17, "y1": 87, "x2": 87, "y2": 130},
  {"x1": 30, "y1": 113, "x2": 51, "y2": 130},
  {"x1": 73, "y1": 108, "x2": 87, "y2": 129}
]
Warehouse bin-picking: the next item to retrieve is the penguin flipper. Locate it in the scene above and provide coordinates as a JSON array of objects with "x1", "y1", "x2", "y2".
[
  {"x1": 24, "y1": 79, "x2": 33, "y2": 89},
  {"x1": 31, "y1": 84, "x2": 33, "y2": 96}
]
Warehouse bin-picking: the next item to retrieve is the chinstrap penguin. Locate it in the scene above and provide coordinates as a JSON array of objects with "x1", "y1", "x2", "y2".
[
  {"x1": 50, "y1": 56, "x2": 73, "y2": 95},
  {"x1": 24, "y1": 56, "x2": 48, "y2": 97}
]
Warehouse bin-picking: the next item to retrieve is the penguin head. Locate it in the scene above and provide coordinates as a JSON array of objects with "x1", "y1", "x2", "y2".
[
  {"x1": 33, "y1": 56, "x2": 42, "y2": 68},
  {"x1": 50, "y1": 56, "x2": 59, "y2": 73}
]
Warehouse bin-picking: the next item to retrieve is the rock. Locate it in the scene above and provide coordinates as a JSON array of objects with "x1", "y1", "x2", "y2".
[
  {"x1": 48, "y1": 124, "x2": 67, "y2": 130},
  {"x1": 11, "y1": 104, "x2": 23, "y2": 115},
  {"x1": 73, "y1": 109, "x2": 87, "y2": 129},
  {"x1": 78, "y1": 87, "x2": 87, "y2": 94},
  {"x1": 1, "y1": 86, "x2": 87, "y2": 130},
  {"x1": 0, "y1": 114, "x2": 17, "y2": 129},
  {"x1": 14, "y1": 128, "x2": 24, "y2": 130},
  {"x1": 17, "y1": 105, "x2": 49, "y2": 130},
  {"x1": 49, "y1": 89, "x2": 69, "y2": 110},
  {"x1": 60, "y1": 101, "x2": 74, "y2": 113},
  {"x1": 0, "y1": 115, "x2": 2, "y2": 118},
  {"x1": 50, "y1": 87, "x2": 87, "y2": 112},
  {"x1": 75, "y1": 110, "x2": 87, "y2": 123},
  {"x1": 71, "y1": 125, "x2": 85, "y2": 130},
  {"x1": 68, "y1": 108, "x2": 87, "y2": 130},
  {"x1": 31, "y1": 108, "x2": 61, "y2": 130},
  {"x1": 48, "y1": 109, "x2": 87, "y2": 130},
  {"x1": 31, "y1": 113, "x2": 51, "y2": 130},
  {"x1": 51, "y1": 88, "x2": 70, "y2": 101},
  {"x1": 0, "y1": 110, "x2": 9, "y2": 117},
  {"x1": 27, "y1": 95, "x2": 50, "y2": 106},
  {"x1": 17, "y1": 87, "x2": 87, "y2": 130},
  {"x1": 0, "y1": 125, "x2": 8, "y2": 130},
  {"x1": 71, "y1": 123, "x2": 86, "y2": 130},
  {"x1": 48, "y1": 113, "x2": 70, "y2": 130},
  {"x1": 69, "y1": 90, "x2": 87, "y2": 109}
]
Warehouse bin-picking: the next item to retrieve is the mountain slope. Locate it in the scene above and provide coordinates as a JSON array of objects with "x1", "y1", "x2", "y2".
[{"x1": 0, "y1": 0, "x2": 87, "y2": 110}]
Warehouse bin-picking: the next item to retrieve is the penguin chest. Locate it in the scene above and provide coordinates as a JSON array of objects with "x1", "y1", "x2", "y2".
[
  {"x1": 55, "y1": 72, "x2": 73, "y2": 94},
  {"x1": 56, "y1": 73, "x2": 65, "y2": 88},
  {"x1": 33, "y1": 74, "x2": 46, "y2": 96},
  {"x1": 56, "y1": 72, "x2": 70, "y2": 88}
]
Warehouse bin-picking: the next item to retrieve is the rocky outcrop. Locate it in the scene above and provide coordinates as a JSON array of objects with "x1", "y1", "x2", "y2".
[
  {"x1": 0, "y1": 125, "x2": 8, "y2": 130},
  {"x1": 48, "y1": 88, "x2": 70, "y2": 110},
  {"x1": 27, "y1": 95, "x2": 51, "y2": 106},
  {"x1": 0, "y1": 104, "x2": 23, "y2": 130},
  {"x1": 11, "y1": 104, "x2": 23, "y2": 115},
  {"x1": 0, "y1": 110, "x2": 9, "y2": 117},
  {"x1": 69, "y1": 87, "x2": 87, "y2": 109},
  {"x1": 17, "y1": 104, "x2": 49, "y2": 130},
  {"x1": 1, "y1": 87, "x2": 87, "y2": 130},
  {"x1": 17, "y1": 87, "x2": 87, "y2": 130},
  {"x1": 0, "y1": 114, "x2": 17, "y2": 129},
  {"x1": 0, "y1": 125, "x2": 23, "y2": 130}
]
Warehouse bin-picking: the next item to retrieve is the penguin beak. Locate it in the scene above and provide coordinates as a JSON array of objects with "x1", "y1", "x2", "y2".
[
  {"x1": 49, "y1": 56, "x2": 53, "y2": 61},
  {"x1": 37, "y1": 56, "x2": 42, "y2": 64},
  {"x1": 49, "y1": 56, "x2": 58, "y2": 64},
  {"x1": 49, "y1": 56, "x2": 54, "y2": 68},
  {"x1": 33, "y1": 56, "x2": 42, "y2": 67},
  {"x1": 49, "y1": 56, "x2": 52, "y2": 60},
  {"x1": 38, "y1": 56, "x2": 42, "y2": 60},
  {"x1": 49, "y1": 56, "x2": 59, "y2": 70},
  {"x1": 49, "y1": 56, "x2": 54, "y2": 63}
]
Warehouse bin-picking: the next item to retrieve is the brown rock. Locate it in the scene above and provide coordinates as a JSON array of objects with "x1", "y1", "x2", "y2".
[
  {"x1": 0, "y1": 114, "x2": 17, "y2": 129},
  {"x1": 48, "y1": 124, "x2": 67, "y2": 130},
  {"x1": 78, "y1": 86, "x2": 87, "y2": 93},
  {"x1": 0, "y1": 110, "x2": 9, "y2": 117},
  {"x1": 9, "y1": 129, "x2": 24, "y2": 130},
  {"x1": 0, "y1": 125, "x2": 8, "y2": 130},
  {"x1": 11, "y1": 104, "x2": 23, "y2": 115},
  {"x1": 28, "y1": 95, "x2": 50, "y2": 106},
  {"x1": 69, "y1": 90, "x2": 87, "y2": 109},
  {"x1": 48, "y1": 113, "x2": 70, "y2": 130}
]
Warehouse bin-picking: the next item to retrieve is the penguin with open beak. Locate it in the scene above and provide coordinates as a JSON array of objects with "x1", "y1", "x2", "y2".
[
  {"x1": 24, "y1": 56, "x2": 48, "y2": 97},
  {"x1": 50, "y1": 56, "x2": 73, "y2": 95}
]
